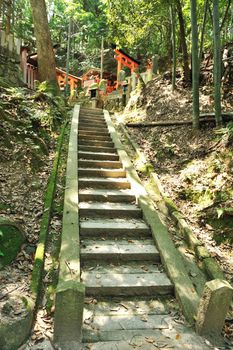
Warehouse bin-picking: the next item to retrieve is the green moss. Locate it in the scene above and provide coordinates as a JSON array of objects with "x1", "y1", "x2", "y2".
[
  {"x1": 164, "y1": 197, "x2": 179, "y2": 213},
  {"x1": 31, "y1": 120, "x2": 68, "y2": 299},
  {"x1": 179, "y1": 188, "x2": 214, "y2": 208},
  {"x1": 0, "y1": 224, "x2": 25, "y2": 269},
  {"x1": 207, "y1": 216, "x2": 233, "y2": 245},
  {"x1": 136, "y1": 162, "x2": 154, "y2": 175},
  {"x1": 203, "y1": 257, "x2": 225, "y2": 280},
  {"x1": 0, "y1": 203, "x2": 11, "y2": 211}
]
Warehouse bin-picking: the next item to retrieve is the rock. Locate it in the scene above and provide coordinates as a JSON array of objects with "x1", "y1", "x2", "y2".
[
  {"x1": 0, "y1": 220, "x2": 25, "y2": 269},
  {"x1": 27, "y1": 340, "x2": 54, "y2": 350},
  {"x1": 0, "y1": 297, "x2": 34, "y2": 350},
  {"x1": 2, "y1": 302, "x2": 13, "y2": 316}
]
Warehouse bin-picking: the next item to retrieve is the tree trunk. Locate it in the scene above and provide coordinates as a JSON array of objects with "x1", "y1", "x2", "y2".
[
  {"x1": 199, "y1": 0, "x2": 208, "y2": 63},
  {"x1": 176, "y1": 0, "x2": 190, "y2": 83},
  {"x1": 170, "y1": 4, "x2": 176, "y2": 91},
  {"x1": 65, "y1": 17, "x2": 72, "y2": 96},
  {"x1": 0, "y1": 0, "x2": 3, "y2": 21},
  {"x1": 190, "y1": 0, "x2": 200, "y2": 129},
  {"x1": 6, "y1": 0, "x2": 12, "y2": 35},
  {"x1": 11, "y1": 0, "x2": 15, "y2": 31},
  {"x1": 213, "y1": 0, "x2": 222, "y2": 127},
  {"x1": 29, "y1": 0, "x2": 59, "y2": 92},
  {"x1": 220, "y1": 0, "x2": 231, "y2": 31},
  {"x1": 208, "y1": 1, "x2": 213, "y2": 23}
]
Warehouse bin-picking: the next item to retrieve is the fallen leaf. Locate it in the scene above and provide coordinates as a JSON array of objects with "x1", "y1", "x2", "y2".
[
  {"x1": 140, "y1": 315, "x2": 148, "y2": 322},
  {"x1": 145, "y1": 336, "x2": 155, "y2": 343}
]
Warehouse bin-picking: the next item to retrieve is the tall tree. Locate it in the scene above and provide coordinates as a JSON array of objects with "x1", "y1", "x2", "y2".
[
  {"x1": 199, "y1": 0, "x2": 209, "y2": 63},
  {"x1": 5, "y1": 0, "x2": 11, "y2": 35},
  {"x1": 220, "y1": 0, "x2": 232, "y2": 31},
  {"x1": 29, "y1": 0, "x2": 58, "y2": 91},
  {"x1": 190, "y1": 0, "x2": 200, "y2": 129},
  {"x1": 213, "y1": 0, "x2": 222, "y2": 127},
  {"x1": 170, "y1": 2, "x2": 176, "y2": 91},
  {"x1": 176, "y1": 0, "x2": 190, "y2": 83}
]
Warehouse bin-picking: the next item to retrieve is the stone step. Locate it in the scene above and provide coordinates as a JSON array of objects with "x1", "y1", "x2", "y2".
[
  {"x1": 80, "y1": 109, "x2": 103, "y2": 115},
  {"x1": 79, "y1": 120, "x2": 105, "y2": 126},
  {"x1": 79, "y1": 118, "x2": 105, "y2": 123},
  {"x1": 79, "y1": 120, "x2": 106, "y2": 126},
  {"x1": 82, "y1": 317, "x2": 210, "y2": 348},
  {"x1": 78, "y1": 151, "x2": 119, "y2": 161},
  {"x1": 83, "y1": 296, "x2": 171, "y2": 317},
  {"x1": 80, "y1": 108, "x2": 103, "y2": 112},
  {"x1": 78, "y1": 129, "x2": 110, "y2": 137},
  {"x1": 79, "y1": 113, "x2": 104, "y2": 117},
  {"x1": 78, "y1": 189, "x2": 135, "y2": 203},
  {"x1": 83, "y1": 313, "x2": 170, "y2": 333},
  {"x1": 78, "y1": 120, "x2": 108, "y2": 131},
  {"x1": 78, "y1": 160, "x2": 122, "y2": 169},
  {"x1": 79, "y1": 177, "x2": 130, "y2": 189},
  {"x1": 78, "y1": 145, "x2": 116, "y2": 154},
  {"x1": 83, "y1": 271, "x2": 173, "y2": 296},
  {"x1": 79, "y1": 140, "x2": 114, "y2": 148},
  {"x1": 80, "y1": 113, "x2": 105, "y2": 119},
  {"x1": 82, "y1": 261, "x2": 163, "y2": 275},
  {"x1": 79, "y1": 202, "x2": 141, "y2": 218},
  {"x1": 78, "y1": 168, "x2": 125, "y2": 178},
  {"x1": 82, "y1": 337, "x2": 168, "y2": 349},
  {"x1": 80, "y1": 219, "x2": 151, "y2": 238},
  {"x1": 79, "y1": 127, "x2": 109, "y2": 134},
  {"x1": 78, "y1": 134, "x2": 112, "y2": 141},
  {"x1": 80, "y1": 112, "x2": 105, "y2": 117},
  {"x1": 80, "y1": 239, "x2": 158, "y2": 261}
]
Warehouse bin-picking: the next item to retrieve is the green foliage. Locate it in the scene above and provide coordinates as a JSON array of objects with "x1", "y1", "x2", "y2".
[
  {"x1": 36, "y1": 80, "x2": 58, "y2": 97},
  {"x1": 106, "y1": 0, "x2": 170, "y2": 58},
  {"x1": 215, "y1": 122, "x2": 233, "y2": 144},
  {"x1": 1, "y1": 0, "x2": 233, "y2": 76}
]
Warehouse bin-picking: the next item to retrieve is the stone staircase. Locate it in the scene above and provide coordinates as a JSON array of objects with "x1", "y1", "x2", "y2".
[{"x1": 78, "y1": 108, "x2": 176, "y2": 348}]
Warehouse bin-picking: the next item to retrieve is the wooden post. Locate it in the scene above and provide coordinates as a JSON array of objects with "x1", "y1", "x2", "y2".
[
  {"x1": 196, "y1": 279, "x2": 233, "y2": 337},
  {"x1": 116, "y1": 56, "x2": 122, "y2": 89},
  {"x1": 20, "y1": 47, "x2": 28, "y2": 84}
]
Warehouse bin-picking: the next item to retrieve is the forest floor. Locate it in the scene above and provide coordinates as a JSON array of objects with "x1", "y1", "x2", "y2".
[
  {"x1": 117, "y1": 75, "x2": 233, "y2": 341},
  {"x1": 0, "y1": 84, "x2": 67, "y2": 348}
]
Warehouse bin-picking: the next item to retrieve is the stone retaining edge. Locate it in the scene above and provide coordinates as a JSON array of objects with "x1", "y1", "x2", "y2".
[
  {"x1": 104, "y1": 110, "x2": 200, "y2": 325},
  {"x1": 54, "y1": 104, "x2": 85, "y2": 349},
  {"x1": 118, "y1": 122, "x2": 225, "y2": 281},
  {"x1": 31, "y1": 119, "x2": 69, "y2": 296}
]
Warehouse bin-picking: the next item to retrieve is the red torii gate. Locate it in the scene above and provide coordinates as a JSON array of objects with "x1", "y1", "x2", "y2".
[{"x1": 114, "y1": 48, "x2": 140, "y2": 87}]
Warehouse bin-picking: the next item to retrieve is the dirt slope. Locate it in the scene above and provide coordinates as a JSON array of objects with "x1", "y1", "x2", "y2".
[{"x1": 119, "y1": 76, "x2": 233, "y2": 341}]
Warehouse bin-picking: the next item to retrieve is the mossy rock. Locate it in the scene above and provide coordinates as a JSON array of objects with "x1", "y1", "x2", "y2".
[
  {"x1": 0, "y1": 296, "x2": 34, "y2": 350},
  {"x1": 0, "y1": 219, "x2": 25, "y2": 269}
]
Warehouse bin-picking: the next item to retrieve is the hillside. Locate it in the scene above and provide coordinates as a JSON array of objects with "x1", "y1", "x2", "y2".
[{"x1": 120, "y1": 76, "x2": 233, "y2": 281}]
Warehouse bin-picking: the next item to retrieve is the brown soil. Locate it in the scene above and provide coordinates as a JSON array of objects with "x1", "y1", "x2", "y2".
[{"x1": 0, "y1": 87, "x2": 60, "y2": 334}]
